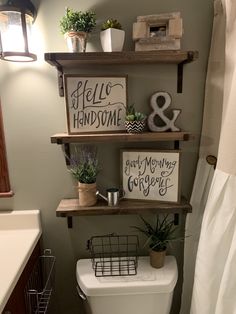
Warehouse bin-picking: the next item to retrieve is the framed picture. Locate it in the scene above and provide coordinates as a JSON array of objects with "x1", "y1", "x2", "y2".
[
  {"x1": 64, "y1": 75, "x2": 127, "y2": 134},
  {"x1": 121, "y1": 149, "x2": 180, "y2": 203}
]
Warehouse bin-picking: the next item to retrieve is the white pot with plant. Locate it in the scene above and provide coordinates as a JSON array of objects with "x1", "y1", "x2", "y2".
[
  {"x1": 100, "y1": 18, "x2": 125, "y2": 52},
  {"x1": 68, "y1": 145, "x2": 99, "y2": 207},
  {"x1": 60, "y1": 8, "x2": 96, "y2": 52},
  {"x1": 125, "y1": 104, "x2": 146, "y2": 133},
  {"x1": 132, "y1": 215, "x2": 182, "y2": 268}
]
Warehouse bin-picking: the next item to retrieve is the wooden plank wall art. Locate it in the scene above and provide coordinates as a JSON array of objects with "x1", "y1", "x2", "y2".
[
  {"x1": 121, "y1": 149, "x2": 180, "y2": 203},
  {"x1": 0, "y1": 101, "x2": 12, "y2": 197},
  {"x1": 64, "y1": 75, "x2": 127, "y2": 134},
  {"x1": 133, "y1": 12, "x2": 183, "y2": 51}
]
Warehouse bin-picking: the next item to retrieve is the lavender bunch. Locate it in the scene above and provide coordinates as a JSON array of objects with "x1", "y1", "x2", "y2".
[{"x1": 68, "y1": 145, "x2": 99, "y2": 184}]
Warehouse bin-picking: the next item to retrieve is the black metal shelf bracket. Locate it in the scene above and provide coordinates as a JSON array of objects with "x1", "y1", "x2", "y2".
[
  {"x1": 57, "y1": 67, "x2": 64, "y2": 97},
  {"x1": 67, "y1": 217, "x2": 73, "y2": 228},
  {"x1": 64, "y1": 143, "x2": 71, "y2": 165},
  {"x1": 174, "y1": 213, "x2": 179, "y2": 225},
  {"x1": 177, "y1": 63, "x2": 184, "y2": 93},
  {"x1": 177, "y1": 51, "x2": 196, "y2": 93}
]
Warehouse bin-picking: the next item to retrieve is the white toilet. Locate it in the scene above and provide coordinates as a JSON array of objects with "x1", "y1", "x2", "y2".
[{"x1": 76, "y1": 255, "x2": 178, "y2": 314}]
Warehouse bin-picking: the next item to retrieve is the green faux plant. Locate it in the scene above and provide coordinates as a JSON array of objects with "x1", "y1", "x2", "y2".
[
  {"x1": 60, "y1": 8, "x2": 96, "y2": 34},
  {"x1": 132, "y1": 215, "x2": 180, "y2": 252},
  {"x1": 68, "y1": 145, "x2": 99, "y2": 184},
  {"x1": 125, "y1": 104, "x2": 146, "y2": 122},
  {"x1": 101, "y1": 18, "x2": 122, "y2": 31}
]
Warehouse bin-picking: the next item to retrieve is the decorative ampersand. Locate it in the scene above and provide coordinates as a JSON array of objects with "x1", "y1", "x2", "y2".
[{"x1": 148, "y1": 91, "x2": 181, "y2": 132}]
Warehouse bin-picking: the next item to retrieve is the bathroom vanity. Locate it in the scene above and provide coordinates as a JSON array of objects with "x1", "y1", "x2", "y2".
[{"x1": 0, "y1": 210, "x2": 42, "y2": 313}]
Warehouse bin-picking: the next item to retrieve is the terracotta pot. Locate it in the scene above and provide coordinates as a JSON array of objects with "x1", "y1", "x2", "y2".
[
  {"x1": 78, "y1": 182, "x2": 97, "y2": 206},
  {"x1": 150, "y1": 249, "x2": 166, "y2": 268},
  {"x1": 65, "y1": 31, "x2": 88, "y2": 52}
]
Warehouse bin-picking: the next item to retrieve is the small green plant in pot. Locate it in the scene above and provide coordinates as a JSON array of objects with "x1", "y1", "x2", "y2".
[
  {"x1": 125, "y1": 104, "x2": 146, "y2": 133},
  {"x1": 132, "y1": 215, "x2": 180, "y2": 268},
  {"x1": 60, "y1": 8, "x2": 96, "y2": 52},
  {"x1": 100, "y1": 18, "x2": 125, "y2": 52},
  {"x1": 101, "y1": 18, "x2": 122, "y2": 31},
  {"x1": 68, "y1": 145, "x2": 99, "y2": 207}
]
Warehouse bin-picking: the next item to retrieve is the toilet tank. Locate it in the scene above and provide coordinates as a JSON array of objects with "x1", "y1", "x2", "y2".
[{"x1": 76, "y1": 256, "x2": 178, "y2": 314}]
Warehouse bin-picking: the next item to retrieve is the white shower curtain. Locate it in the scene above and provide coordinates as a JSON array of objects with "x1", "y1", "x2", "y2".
[{"x1": 181, "y1": 0, "x2": 236, "y2": 312}]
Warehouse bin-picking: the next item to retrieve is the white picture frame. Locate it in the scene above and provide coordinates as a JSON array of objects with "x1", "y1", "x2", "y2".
[
  {"x1": 64, "y1": 75, "x2": 127, "y2": 134},
  {"x1": 121, "y1": 149, "x2": 181, "y2": 203}
]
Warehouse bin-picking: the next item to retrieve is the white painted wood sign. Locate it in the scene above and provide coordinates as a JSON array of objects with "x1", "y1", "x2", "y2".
[
  {"x1": 121, "y1": 150, "x2": 180, "y2": 202},
  {"x1": 64, "y1": 75, "x2": 127, "y2": 134}
]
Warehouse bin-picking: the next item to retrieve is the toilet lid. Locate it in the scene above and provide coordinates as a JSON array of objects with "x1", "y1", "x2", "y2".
[{"x1": 76, "y1": 256, "x2": 178, "y2": 296}]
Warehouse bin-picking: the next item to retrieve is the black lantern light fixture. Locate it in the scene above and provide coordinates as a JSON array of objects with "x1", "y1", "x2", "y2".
[{"x1": 0, "y1": 0, "x2": 37, "y2": 62}]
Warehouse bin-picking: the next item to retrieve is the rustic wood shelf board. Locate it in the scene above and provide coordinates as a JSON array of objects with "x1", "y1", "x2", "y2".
[
  {"x1": 45, "y1": 51, "x2": 198, "y2": 67},
  {"x1": 56, "y1": 197, "x2": 192, "y2": 217},
  {"x1": 51, "y1": 131, "x2": 192, "y2": 144},
  {"x1": 44, "y1": 50, "x2": 198, "y2": 94}
]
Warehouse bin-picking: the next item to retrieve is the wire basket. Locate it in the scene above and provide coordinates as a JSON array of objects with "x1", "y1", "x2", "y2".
[
  {"x1": 87, "y1": 234, "x2": 139, "y2": 277},
  {"x1": 25, "y1": 249, "x2": 56, "y2": 314}
]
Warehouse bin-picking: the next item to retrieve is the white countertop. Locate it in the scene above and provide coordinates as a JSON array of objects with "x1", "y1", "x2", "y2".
[{"x1": 0, "y1": 210, "x2": 42, "y2": 313}]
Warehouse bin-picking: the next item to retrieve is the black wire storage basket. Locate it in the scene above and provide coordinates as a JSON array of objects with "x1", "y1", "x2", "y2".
[
  {"x1": 87, "y1": 234, "x2": 139, "y2": 277},
  {"x1": 25, "y1": 249, "x2": 56, "y2": 314}
]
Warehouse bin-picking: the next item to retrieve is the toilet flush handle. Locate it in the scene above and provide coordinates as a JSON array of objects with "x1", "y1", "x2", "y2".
[{"x1": 76, "y1": 285, "x2": 87, "y2": 300}]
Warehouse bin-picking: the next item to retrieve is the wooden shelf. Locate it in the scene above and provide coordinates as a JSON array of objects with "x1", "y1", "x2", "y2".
[
  {"x1": 57, "y1": 197, "x2": 192, "y2": 216},
  {"x1": 44, "y1": 50, "x2": 198, "y2": 94},
  {"x1": 45, "y1": 50, "x2": 198, "y2": 67},
  {"x1": 51, "y1": 131, "x2": 192, "y2": 144},
  {"x1": 56, "y1": 197, "x2": 192, "y2": 228}
]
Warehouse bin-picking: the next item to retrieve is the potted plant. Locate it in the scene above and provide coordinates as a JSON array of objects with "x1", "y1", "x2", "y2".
[
  {"x1": 100, "y1": 18, "x2": 125, "y2": 52},
  {"x1": 125, "y1": 104, "x2": 146, "y2": 133},
  {"x1": 60, "y1": 8, "x2": 96, "y2": 52},
  {"x1": 68, "y1": 145, "x2": 99, "y2": 206},
  {"x1": 132, "y1": 215, "x2": 180, "y2": 268}
]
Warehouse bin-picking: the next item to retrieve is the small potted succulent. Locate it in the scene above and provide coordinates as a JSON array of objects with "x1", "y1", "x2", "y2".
[
  {"x1": 68, "y1": 145, "x2": 99, "y2": 206},
  {"x1": 60, "y1": 8, "x2": 96, "y2": 52},
  {"x1": 125, "y1": 104, "x2": 146, "y2": 133},
  {"x1": 100, "y1": 18, "x2": 125, "y2": 52},
  {"x1": 132, "y1": 215, "x2": 180, "y2": 268}
]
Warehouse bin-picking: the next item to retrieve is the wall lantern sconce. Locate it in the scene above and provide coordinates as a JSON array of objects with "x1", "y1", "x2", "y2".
[{"x1": 0, "y1": 0, "x2": 37, "y2": 62}]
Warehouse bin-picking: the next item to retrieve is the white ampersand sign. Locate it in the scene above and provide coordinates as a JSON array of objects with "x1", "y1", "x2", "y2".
[{"x1": 148, "y1": 91, "x2": 181, "y2": 132}]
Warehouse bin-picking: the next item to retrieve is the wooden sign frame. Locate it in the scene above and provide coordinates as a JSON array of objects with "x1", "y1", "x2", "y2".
[
  {"x1": 64, "y1": 75, "x2": 127, "y2": 134},
  {"x1": 121, "y1": 149, "x2": 181, "y2": 203},
  {"x1": 0, "y1": 101, "x2": 13, "y2": 197}
]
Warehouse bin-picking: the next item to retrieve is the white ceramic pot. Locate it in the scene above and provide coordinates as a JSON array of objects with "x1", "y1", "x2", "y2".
[{"x1": 100, "y1": 28, "x2": 125, "y2": 52}]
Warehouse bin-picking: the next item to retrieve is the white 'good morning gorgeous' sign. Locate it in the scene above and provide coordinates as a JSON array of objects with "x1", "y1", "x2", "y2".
[
  {"x1": 122, "y1": 150, "x2": 180, "y2": 203},
  {"x1": 65, "y1": 75, "x2": 127, "y2": 134}
]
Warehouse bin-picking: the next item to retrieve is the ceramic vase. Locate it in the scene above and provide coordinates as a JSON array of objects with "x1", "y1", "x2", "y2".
[
  {"x1": 100, "y1": 28, "x2": 125, "y2": 52},
  {"x1": 125, "y1": 120, "x2": 146, "y2": 133}
]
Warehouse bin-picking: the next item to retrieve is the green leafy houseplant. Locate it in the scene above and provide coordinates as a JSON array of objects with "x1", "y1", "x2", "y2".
[
  {"x1": 60, "y1": 8, "x2": 96, "y2": 34},
  {"x1": 132, "y1": 215, "x2": 182, "y2": 268},
  {"x1": 125, "y1": 104, "x2": 146, "y2": 122},
  {"x1": 101, "y1": 18, "x2": 122, "y2": 31},
  {"x1": 68, "y1": 146, "x2": 99, "y2": 207},
  {"x1": 100, "y1": 18, "x2": 125, "y2": 52},
  {"x1": 125, "y1": 104, "x2": 146, "y2": 133},
  {"x1": 132, "y1": 215, "x2": 178, "y2": 252},
  {"x1": 68, "y1": 145, "x2": 99, "y2": 184}
]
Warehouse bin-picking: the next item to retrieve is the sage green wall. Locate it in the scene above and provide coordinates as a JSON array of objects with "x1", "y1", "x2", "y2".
[{"x1": 0, "y1": 0, "x2": 213, "y2": 313}]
